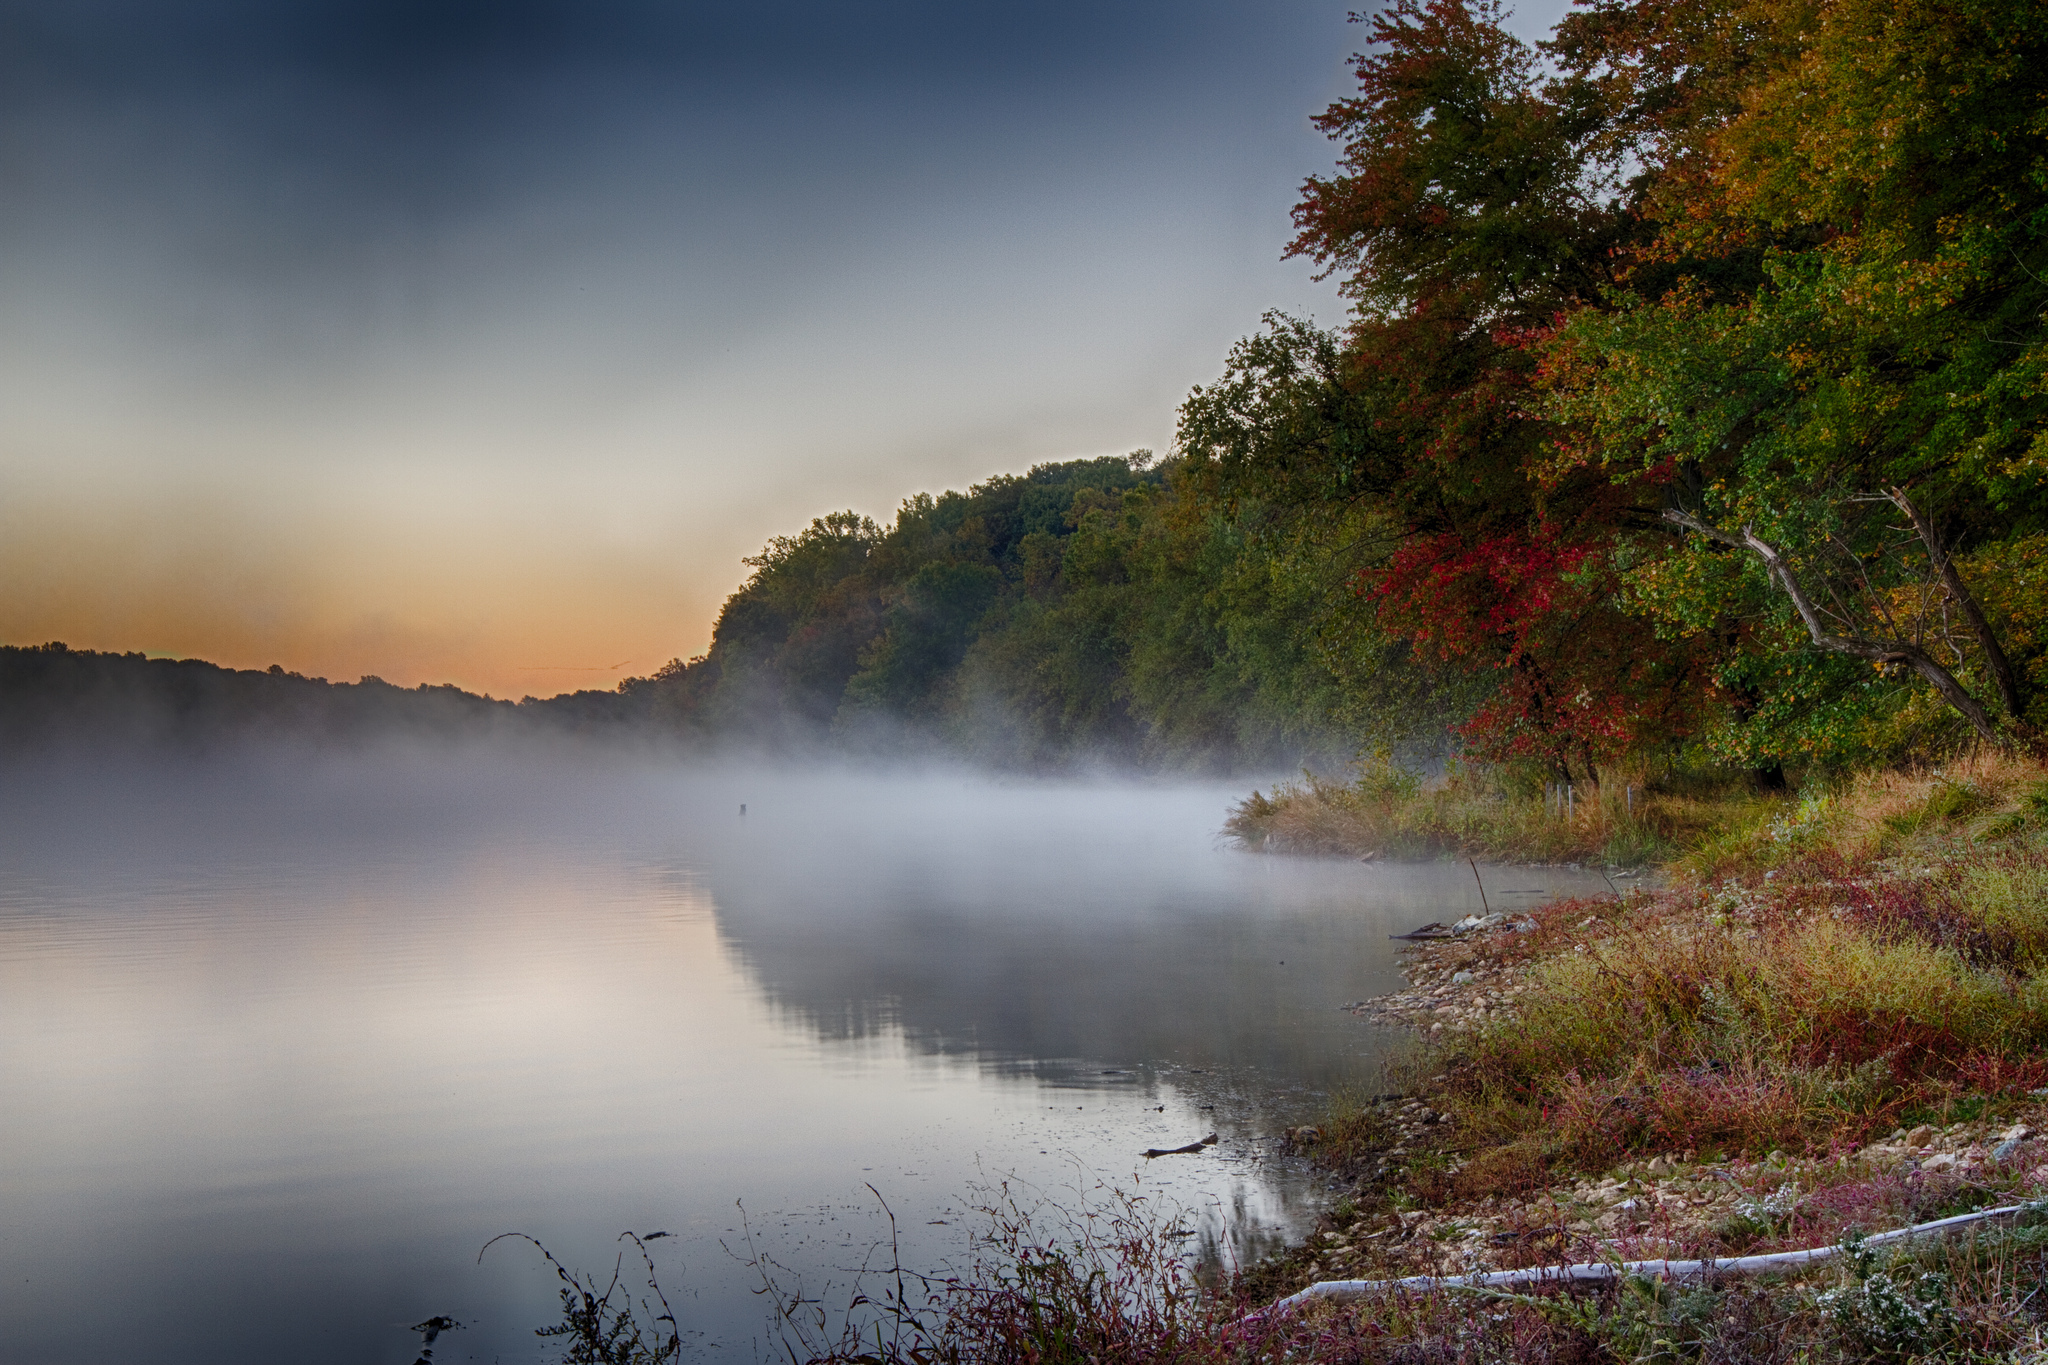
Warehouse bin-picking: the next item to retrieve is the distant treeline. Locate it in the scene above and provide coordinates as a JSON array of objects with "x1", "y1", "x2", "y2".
[
  {"x1": 0, "y1": 643, "x2": 570, "y2": 751},
  {"x1": 629, "y1": 453, "x2": 1411, "y2": 769},
  {"x1": 0, "y1": 451, "x2": 1390, "y2": 771},
  {"x1": 15, "y1": 0, "x2": 2048, "y2": 778}
]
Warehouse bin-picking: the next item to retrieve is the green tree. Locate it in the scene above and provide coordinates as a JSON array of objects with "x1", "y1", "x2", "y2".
[{"x1": 1550, "y1": 0, "x2": 2048, "y2": 754}]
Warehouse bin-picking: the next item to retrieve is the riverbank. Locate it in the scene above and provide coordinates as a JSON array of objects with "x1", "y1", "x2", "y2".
[
  {"x1": 1226, "y1": 751, "x2": 2045, "y2": 876},
  {"x1": 1221, "y1": 760, "x2": 1769, "y2": 869},
  {"x1": 533, "y1": 756, "x2": 2048, "y2": 1363},
  {"x1": 1226, "y1": 750, "x2": 2048, "y2": 1360}
]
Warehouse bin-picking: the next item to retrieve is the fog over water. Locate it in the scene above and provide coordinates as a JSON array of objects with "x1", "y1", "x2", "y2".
[{"x1": 0, "y1": 745, "x2": 1612, "y2": 1363}]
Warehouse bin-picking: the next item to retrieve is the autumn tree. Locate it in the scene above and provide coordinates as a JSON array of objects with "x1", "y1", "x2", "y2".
[
  {"x1": 1224, "y1": 0, "x2": 1709, "y2": 780},
  {"x1": 1552, "y1": 0, "x2": 2048, "y2": 754}
]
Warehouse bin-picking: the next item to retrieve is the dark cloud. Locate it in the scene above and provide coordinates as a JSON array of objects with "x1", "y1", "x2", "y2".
[
  {"x1": 4, "y1": 1, "x2": 1333, "y2": 105},
  {"x1": 2, "y1": 1, "x2": 1354, "y2": 244}
]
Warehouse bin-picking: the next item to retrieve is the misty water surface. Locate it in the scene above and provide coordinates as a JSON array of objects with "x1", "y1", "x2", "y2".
[{"x1": 0, "y1": 748, "x2": 1612, "y2": 1363}]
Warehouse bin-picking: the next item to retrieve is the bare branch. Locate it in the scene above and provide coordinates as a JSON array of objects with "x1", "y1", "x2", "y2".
[
  {"x1": 1663, "y1": 508, "x2": 2008, "y2": 747},
  {"x1": 1661, "y1": 508, "x2": 1746, "y2": 550}
]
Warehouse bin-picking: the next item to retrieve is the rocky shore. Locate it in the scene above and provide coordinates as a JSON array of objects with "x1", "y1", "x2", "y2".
[{"x1": 1266, "y1": 906, "x2": 2048, "y2": 1294}]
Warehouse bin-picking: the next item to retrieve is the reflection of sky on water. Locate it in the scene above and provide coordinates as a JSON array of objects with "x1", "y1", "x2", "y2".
[{"x1": 0, "y1": 750, "x2": 1612, "y2": 1363}]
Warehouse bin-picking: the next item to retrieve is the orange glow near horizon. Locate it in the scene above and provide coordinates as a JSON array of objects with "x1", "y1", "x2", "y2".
[
  {"x1": 0, "y1": 478, "x2": 736, "y2": 699},
  {"x1": 0, "y1": 0, "x2": 1357, "y2": 714}
]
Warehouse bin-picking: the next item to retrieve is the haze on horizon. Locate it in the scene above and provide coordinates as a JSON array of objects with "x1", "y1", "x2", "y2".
[{"x1": 0, "y1": 0, "x2": 1567, "y2": 700}]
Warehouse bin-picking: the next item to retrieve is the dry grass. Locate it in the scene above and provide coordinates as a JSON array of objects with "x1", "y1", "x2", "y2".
[
  {"x1": 1444, "y1": 856, "x2": 2048, "y2": 1168},
  {"x1": 1224, "y1": 762, "x2": 1786, "y2": 868},
  {"x1": 1679, "y1": 748, "x2": 2048, "y2": 880},
  {"x1": 1228, "y1": 750, "x2": 2048, "y2": 877}
]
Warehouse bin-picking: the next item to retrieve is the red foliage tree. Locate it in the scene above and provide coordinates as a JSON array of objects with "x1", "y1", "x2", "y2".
[{"x1": 1276, "y1": 0, "x2": 1708, "y2": 778}]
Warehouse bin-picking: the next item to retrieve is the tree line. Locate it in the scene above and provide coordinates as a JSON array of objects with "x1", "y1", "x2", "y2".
[
  {"x1": 640, "y1": 0, "x2": 2048, "y2": 779},
  {"x1": 12, "y1": 0, "x2": 2046, "y2": 777}
]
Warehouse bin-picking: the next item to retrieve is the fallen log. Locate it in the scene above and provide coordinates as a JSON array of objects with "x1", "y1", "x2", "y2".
[{"x1": 1256, "y1": 1199, "x2": 2047, "y2": 1316}]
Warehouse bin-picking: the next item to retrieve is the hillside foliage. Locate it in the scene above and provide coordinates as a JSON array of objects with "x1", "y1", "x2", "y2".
[{"x1": 637, "y1": 0, "x2": 2048, "y2": 776}]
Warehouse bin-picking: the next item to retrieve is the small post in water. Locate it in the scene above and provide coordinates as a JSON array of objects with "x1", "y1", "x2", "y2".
[{"x1": 1468, "y1": 858, "x2": 1491, "y2": 915}]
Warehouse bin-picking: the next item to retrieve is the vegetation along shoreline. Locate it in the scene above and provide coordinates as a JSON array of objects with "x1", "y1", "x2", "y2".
[
  {"x1": 523, "y1": 754, "x2": 2048, "y2": 1363},
  {"x1": 1212, "y1": 749, "x2": 2048, "y2": 1362}
]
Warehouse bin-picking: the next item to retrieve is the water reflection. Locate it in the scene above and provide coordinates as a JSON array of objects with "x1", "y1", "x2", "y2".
[
  {"x1": 0, "y1": 751, "x2": 1612, "y2": 1365},
  {"x1": 694, "y1": 769, "x2": 1606, "y2": 1087}
]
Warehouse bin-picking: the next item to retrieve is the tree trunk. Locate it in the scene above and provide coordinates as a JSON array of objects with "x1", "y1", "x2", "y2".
[{"x1": 1886, "y1": 487, "x2": 2034, "y2": 730}]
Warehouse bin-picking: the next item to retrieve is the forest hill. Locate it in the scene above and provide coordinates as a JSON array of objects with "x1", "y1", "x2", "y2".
[{"x1": 0, "y1": 453, "x2": 1371, "y2": 771}]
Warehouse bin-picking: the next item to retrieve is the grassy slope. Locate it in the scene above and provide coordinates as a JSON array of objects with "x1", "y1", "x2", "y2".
[{"x1": 1223, "y1": 751, "x2": 2048, "y2": 1362}]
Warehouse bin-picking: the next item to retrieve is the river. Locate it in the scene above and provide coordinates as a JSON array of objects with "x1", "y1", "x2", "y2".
[{"x1": 0, "y1": 745, "x2": 1612, "y2": 1363}]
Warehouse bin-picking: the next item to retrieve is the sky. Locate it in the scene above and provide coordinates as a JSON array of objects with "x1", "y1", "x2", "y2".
[{"x1": 0, "y1": 0, "x2": 1572, "y2": 699}]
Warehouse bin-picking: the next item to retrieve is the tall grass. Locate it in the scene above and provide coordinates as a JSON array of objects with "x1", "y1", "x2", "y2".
[
  {"x1": 1228, "y1": 749, "x2": 2048, "y2": 876},
  {"x1": 739, "y1": 1177, "x2": 1411, "y2": 1364},
  {"x1": 1678, "y1": 749, "x2": 2048, "y2": 878},
  {"x1": 1224, "y1": 760, "x2": 1780, "y2": 866},
  {"x1": 1435, "y1": 842, "x2": 2048, "y2": 1171},
  {"x1": 479, "y1": 1232, "x2": 682, "y2": 1365}
]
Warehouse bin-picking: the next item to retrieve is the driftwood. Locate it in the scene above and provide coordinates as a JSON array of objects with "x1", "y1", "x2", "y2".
[
  {"x1": 1142, "y1": 1133, "x2": 1219, "y2": 1158},
  {"x1": 1256, "y1": 1201, "x2": 2046, "y2": 1316}
]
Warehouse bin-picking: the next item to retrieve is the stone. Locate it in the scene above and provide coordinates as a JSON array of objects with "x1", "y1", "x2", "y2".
[{"x1": 1905, "y1": 1125, "x2": 1935, "y2": 1149}]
